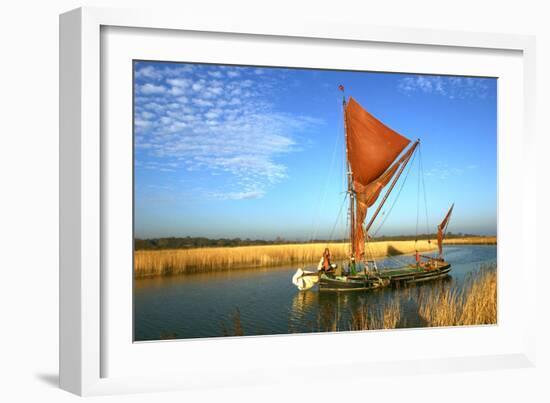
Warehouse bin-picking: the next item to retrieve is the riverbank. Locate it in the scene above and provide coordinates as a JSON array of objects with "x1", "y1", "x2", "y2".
[{"x1": 134, "y1": 236, "x2": 496, "y2": 278}]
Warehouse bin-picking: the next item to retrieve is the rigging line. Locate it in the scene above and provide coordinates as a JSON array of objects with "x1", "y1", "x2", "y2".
[
  {"x1": 419, "y1": 146, "x2": 431, "y2": 239},
  {"x1": 309, "y1": 95, "x2": 342, "y2": 242},
  {"x1": 372, "y1": 149, "x2": 418, "y2": 238},
  {"x1": 328, "y1": 192, "x2": 349, "y2": 243},
  {"x1": 415, "y1": 145, "x2": 421, "y2": 243},
  {"x1": 384, "y1": 253, "x2": 409, "y2": 267},
  {"x1": 372, "y1": 150, "x2": 418, "y2": 237}
]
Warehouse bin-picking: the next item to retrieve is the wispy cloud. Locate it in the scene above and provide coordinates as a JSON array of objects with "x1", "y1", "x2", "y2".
[
  {"x1": 134, "y1": 62, "x2": 322, "y2": 200},
  {"x1": 424, "y1": 162, "x2": 465, "y2": 180},
  {"x1": 398, "y1": 75, "x2": 491, "y2": 99},
  {"x1": 139, "y1": 83, "x2": 167, "y2": 95}
]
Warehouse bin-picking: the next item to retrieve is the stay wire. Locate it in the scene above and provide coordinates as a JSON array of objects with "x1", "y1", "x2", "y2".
[
  {"x1": 415, "y1": 146, "x2": 421, "y2": 243},
  {"x1": 328, "y1": 192, "x2": 349, "y2": 243},
  {"x1": 419, "y1": 146, "x2": 431, "y2": 239},
  {"x1": 372, "y1": 149, "x2": 418, "y2": 238}
]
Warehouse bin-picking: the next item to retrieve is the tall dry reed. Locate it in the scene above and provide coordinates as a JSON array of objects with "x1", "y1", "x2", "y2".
[
  {"x1": 134, "y1": 240, "x2": 437, "y2": 278},
  {"x1": 417, "y1": 265, "x2": 497, "y2": 326},
  {"x1": 349, "y1": 299, "x2": 402, "y2": 330},
  {"x1": 312, "y1": 264, "x2": 496, "y2": 334}
]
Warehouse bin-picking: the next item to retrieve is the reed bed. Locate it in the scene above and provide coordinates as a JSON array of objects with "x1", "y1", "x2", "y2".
[
  {"x1": 443, "y1": 236, "x2": 497, "y2": 245},
  {"x1": 134, "y1": 240, "x2": 437, "y2": 278},
  {"x1": 314, "y1": 264, "x2": 496, "y2": 333},
  {"x1": 417, "y1": 264, "x2": 497, "y2": 326},
  {"x1": 349, "y1": 299, "x2": 402, "y2": 330}
]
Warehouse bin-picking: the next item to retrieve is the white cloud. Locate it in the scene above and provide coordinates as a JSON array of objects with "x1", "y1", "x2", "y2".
[
  {"x1": 204, "y1": 109, "x2": 222, "y2": 120},
  {"x1": 193, "y1": 98, "x2": 214, "y2": 107},
  {"x1": 424, "y1": 162, "x2": 465, "y2": 180},
  {"x1": 135, "y1": 65, "x2": 163, "y2": 80},
  {"x1": 192, "y1": 80, "x2": 205, "y2": 92},
  {"x1": 167, "y1": 78, "x2": 191, "y2": 88},
  {"x1": 398, "y1": 75, "x2": 491, "y2": 99},
  {"x1": 171, "y1": 88, "x2": 187, "y2": 96},
  {"x1": 135, "y1": 119, "x2": 152, "y2": 128},
  {"x1": 215, "y1": 190, "x2": 266, "y2": 200},
  {"x1": 134, "y1": 63, "x2": 323, "y2": 199},
  {"x1": 139, "y1": 83, "x2": 166, "y2": 95}
]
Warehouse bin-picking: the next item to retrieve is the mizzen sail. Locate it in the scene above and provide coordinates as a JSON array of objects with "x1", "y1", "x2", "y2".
[
  {"x1": 437, "y1": 203, "x2": 454, "y2": 256},
  {"x1": 344, "y1": 97, "x2": 412, "y2": 258}
]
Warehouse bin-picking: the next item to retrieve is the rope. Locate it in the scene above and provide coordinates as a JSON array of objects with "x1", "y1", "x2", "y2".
[
  {"x1": 372, "y1": 149, "x2": 418, "y2": 237},
  {"x1": 328, "y1": 193, "x2": 349, "y2": 243},
  {"x1": 419, "y1": 146, "x2": 431, "y2": 240},
  {"x1": 384, "y1": 253, "x2": 409, "y2": 267},
  {"x1": 415, "y1": 146, "x2": 421, "y2": 243}
]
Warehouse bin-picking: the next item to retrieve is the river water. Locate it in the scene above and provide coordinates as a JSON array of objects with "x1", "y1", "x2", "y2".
[{"x1": 134, "y1": 245, "x2": 496, "y2": 341}]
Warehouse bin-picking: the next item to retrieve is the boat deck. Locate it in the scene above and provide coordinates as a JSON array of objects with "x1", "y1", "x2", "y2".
[{"x1": 350, "y1": 262, "x2": 451, "y2": 284}]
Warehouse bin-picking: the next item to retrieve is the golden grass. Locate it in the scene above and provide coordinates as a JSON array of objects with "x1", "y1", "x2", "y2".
[
  {"x1": 316, "y1": 264, "x2": 496, "y2": 333},
  {"x1": 349, "y1": 299, "x2": 402, "y2": 330},
  {"x1": 134, "y1": 240, "x2": 437, "y2": 278},
  {"x1": 417, "y1": 265, "x2": 497, "y2": 326},
  {"x1": 444, "y1": 236, "x2": 497, "y2": 245}
]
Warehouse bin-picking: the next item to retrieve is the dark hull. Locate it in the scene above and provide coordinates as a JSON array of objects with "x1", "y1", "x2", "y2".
[
  {"x1": 379, "y1": 264, "x2": 451, "y2": 285},
  {"x1": 314, "y1": 261, "x2": 451, "y2": 291},
  {"x1": 319, "y1": 274, "x2": 389, "y2": 292}
]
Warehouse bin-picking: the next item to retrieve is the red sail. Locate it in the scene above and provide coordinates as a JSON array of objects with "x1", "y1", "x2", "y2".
[
  {"x1": 345, "y1": 97, "x2": 411, "y2": 258},
  {"x1": 437, "y1": 204, "x2": 454, "y2": 256},
  {"x1": 345, "y1": 98, "x2": 411, "y2": 186}
]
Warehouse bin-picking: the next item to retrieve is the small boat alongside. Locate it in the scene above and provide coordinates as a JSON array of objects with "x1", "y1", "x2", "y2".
[{"x1": 291, "y1": 86, "x2": 455, "y2": 292}]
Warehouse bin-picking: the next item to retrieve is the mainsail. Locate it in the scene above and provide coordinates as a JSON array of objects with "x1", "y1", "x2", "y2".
[
  {"x1": 437, "y1": 204, "x2": 454, "y2": 256},
  {"x1": 344, "y1": 97, "x2": 413, "y2": 258}
]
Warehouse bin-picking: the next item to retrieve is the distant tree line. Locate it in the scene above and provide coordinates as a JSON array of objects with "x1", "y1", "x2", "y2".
[{"x1": 134, "y1": 232, "x2": 486, "y2": 250}]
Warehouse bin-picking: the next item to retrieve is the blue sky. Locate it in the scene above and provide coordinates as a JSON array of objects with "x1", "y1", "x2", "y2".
[{"x1": 133, "y1": 61, "x2": 497, "y2": 240}]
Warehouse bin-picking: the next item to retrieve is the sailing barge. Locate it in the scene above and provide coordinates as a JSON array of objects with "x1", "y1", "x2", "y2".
[{"x1": 292, "y1": 88, "x2": 454, "y2": 292}]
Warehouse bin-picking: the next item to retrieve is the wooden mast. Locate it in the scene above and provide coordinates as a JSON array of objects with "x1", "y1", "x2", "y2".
[
  {"x1": 341, "y1": 87, "x2": 355, "y2": 259},
  {"x1": 364, "y1": 139, "x2": 420, "y2": 235}
]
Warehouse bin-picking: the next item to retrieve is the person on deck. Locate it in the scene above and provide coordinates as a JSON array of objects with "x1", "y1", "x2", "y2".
[
  {"x1": 349, "y1": 256, "x2": 357, "y2": 275},
  {"x1": 415, "y1": 250, "x2": 424, "y2": 268},
  {"x1": 322, "y1": 248, "x2": 332, "y2": 272}
]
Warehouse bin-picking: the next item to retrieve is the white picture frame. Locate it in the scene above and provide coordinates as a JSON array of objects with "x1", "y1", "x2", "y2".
[{"x1": 60, "y1": 6, "x2": 537, "y2": 396}]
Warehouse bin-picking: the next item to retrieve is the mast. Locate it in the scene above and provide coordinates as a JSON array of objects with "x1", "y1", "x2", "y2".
[
  {"x1": 364, "y1": 139, "x2": 420, "y2": 234},
  {"x1": 340, "y1": 86, "x2": 355, "y2": 259}
]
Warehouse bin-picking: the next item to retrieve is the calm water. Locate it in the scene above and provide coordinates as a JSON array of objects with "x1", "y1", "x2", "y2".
[{"x1": 134, "y1": 245, "x2": 496, "y2": 341}]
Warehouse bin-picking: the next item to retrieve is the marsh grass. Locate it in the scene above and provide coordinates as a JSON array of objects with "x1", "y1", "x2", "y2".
[
  {"x1": 134, "y1": 240, "x2": 438, "y2": 278},
  {"x1": 349, "y1": 299, "x2": 402, "y2": 330},
  {"x1": 221, "y1": 308, "x2": 244, "y2": 337},
  {"x1": 417, "y1": 264, "x2": 497, "y2": 326},
  {"x1": 313, "y1": 263, "x2": 496, "y2": 333},
  {"x1": 443, "y1": 236, "x2": 497, "y2": 245}
]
